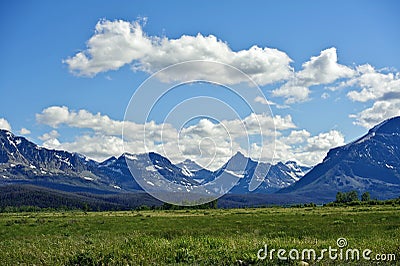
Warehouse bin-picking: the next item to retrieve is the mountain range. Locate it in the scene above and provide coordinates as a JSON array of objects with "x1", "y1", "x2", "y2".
[
  {"x1": 1, "y1": 116, "x2": 400, "y2": 206},
  {"x1": 279, "y1": 116, "x2": 400, "y2": 201},
  {"x1": 0, "y1": 128, "x2": 308, "y2": 195}
]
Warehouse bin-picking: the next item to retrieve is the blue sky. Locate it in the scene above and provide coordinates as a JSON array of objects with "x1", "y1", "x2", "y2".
[{"x1": 1, "y1": 0, "x2": 399, "y2": 169}]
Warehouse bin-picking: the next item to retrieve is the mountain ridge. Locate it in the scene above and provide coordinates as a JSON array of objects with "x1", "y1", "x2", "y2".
[
  {"x1": 0, "y1": 129, "x2": 309, "y2": 196},
  {"x1": 2, "y1": 115, "x2": 400, "y2": 204},
  {"x1": 279, "y1": 116, "x2": 400, "y2": 201}
]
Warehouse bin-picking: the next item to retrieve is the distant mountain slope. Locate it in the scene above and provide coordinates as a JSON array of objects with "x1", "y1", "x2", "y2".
[
  {"x1": 0, "y1": 129, "x2": 119, "y2": 192},
  {"x1": 211, "y1": 152, "x2": 310, "y2": 194},
  {"x1": 280, "y1": 116, "x2": 400, "y2": 201},
  {"x1": 0, "y1": 130, "x2": 146, "y2": 193},
  {"x1": 0, "y1": 129, "x2": 96, "y2": 175}
]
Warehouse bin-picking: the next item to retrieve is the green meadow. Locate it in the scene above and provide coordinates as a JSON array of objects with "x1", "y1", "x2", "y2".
[{"x1": 0, "y1": 205, "x2": 399, "y2": 265}]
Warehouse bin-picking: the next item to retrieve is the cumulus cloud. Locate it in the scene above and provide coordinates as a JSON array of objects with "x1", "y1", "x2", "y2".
[
  {"x1": 273, "y1": 129, "x2": 345, "y2": 166},
  {"x1": 36, "y1": 106, "x2": 124, "y2": 135},
  {"x1": 222, "y1": 113, "x2": 295, "y2": 137},
  {"x1": 19, "y1": 128, "x2": 31, "y2": 135},
  {"x1": 50, "y1": 135, "x2": 124, "y2": 161},
  {"x1": 0, "y1": 118, "x2": 11, "y2": 131},
  {"x1": 36, "y1": 105, "x2": 345, "y2": 168},
  {"x1": 254, "y1": 96, "x2": 275, "y2": 106},
  {"x1": 36, "y1": 106, "x2": 294, "y2": 138},
  {"x1": 295, "y1": 48, "x2": 354, "y2": 86},
  {"x1": 300, "y1": 130, "x2": 345, "y2": 165},
  {"x1": 272, "y1": 47, "x2": 354, "y2": 104},
  {"x1": 344, "y1": 65, "x2": 400, "y2": 128},
  {"x1": 36, "y1": 106, "x2": 285, "y2": 167},
  {"x1": 66, "y1": 19, "x2": 382, "y2": 114},
  {"x1": 321, "y1": 92, "x2": 330, "y2": 99},
  {"x1": 254, "y1": 96, "x2": 289, "y2": 109},
  {"x1": 281, "y1": 129, "x2": 311, "y2": 145},
  {"x1": 305, "y1": 130, "x2": 345, "y2": 152},
  {"x1": 39, "y1": 130, "x2": 60, "y2": 141},
  {"x1": 272, "y1": 84, "x2": 311, "y2": 104},
  {"x1": 350, "y1": 99, "x2": 400, "y2": 129},
  {"x1": 64, "y1": 19, "x2": 293, "y2": 85},
  {"x1": 347, "y1": 64, "x2": 400, "y2": 102},
  {"x1": 42, "y1": 138, "x2": 61, "y2": 148},
  {"x1": 249, "y1": 129, "x2": 344, "y2": 167}
]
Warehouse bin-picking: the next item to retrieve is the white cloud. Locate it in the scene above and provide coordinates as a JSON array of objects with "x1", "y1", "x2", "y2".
[
  {"x1": 281, "y1": 129, "x2": 311, "y2": 145},
  {"x1": 273, "y1": 129, "x2": 345, "y2": 166},
  {"x1": 272, "y1": 84, "x2": 310, "y2": 104},
  {"x1": 249, "y1": 129, "x2": 344, "y2": 166},
  {"x1": 0, "y1": 118, "x2": 11, "y2": 131},
  {"x1": 64, "y1": 19, "x2": 293, "y2": 85},
  {"x1": 296, "y1": 48, "x2": 354, "y2": 86},
  {"x1": 39, "y1": 130, "x2": 60, "y2": 141},
  {"x1": 321, "y1": 92, "x2": 330, "y2": 99},
  {"x1": 35, "y1": 105, "x2": 345, "y2": 168},
  {"x1": 350, "y1": 99, "x2": 400, "y2": 129},
  {"x1": 305, "y1": 130, "x2": 345, "y2": 152},
  {"x1": 254, "y1": 96, "x2": 275, "y2": 106},
  {"x1": 36, "y1": 106, "x2": 294, "y2": 139},
  {"x1": 272, "y1": 47, "x2": 354, "y2": 104},
  {"x1": 343, "y1": 65, "x2": 400, "y2": 128},
  {"x1": 36, "y1": 106, "x2": 286, "y2": 168},
  {"x1": 36, "y1": 106, "x2": 124, "y2": 135},
  {"x1": 46, "y1": 134, "x2": 124, "y2": 161},
  {"x1": 223, "y1": 113, "x2": 295, "y2": 136},
  {"x1": 36, "y1": 106, "x2": 71, "y2": 128},
  {"x1": 19, "y1": 128, "x2": 31, "y2": 135},
  {"x1": 347, "y1": 64, "x2": 400, "y2": 102},
  {"x1": 42, "y1": 138, "x2": 61, "y2": 148},
  {"x1": 254, "y1": 96, "x2": 289, "y2": 109}
]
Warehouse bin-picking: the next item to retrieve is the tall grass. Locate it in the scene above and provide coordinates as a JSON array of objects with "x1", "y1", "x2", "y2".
[{"x1": 0, "y1": 206, "x2": 399, "y2": 265}]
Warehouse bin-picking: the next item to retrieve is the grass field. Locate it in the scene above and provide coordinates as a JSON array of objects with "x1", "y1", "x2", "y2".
[{"x1": 0, "y1": 205, "x2": 399, "y2": 265}]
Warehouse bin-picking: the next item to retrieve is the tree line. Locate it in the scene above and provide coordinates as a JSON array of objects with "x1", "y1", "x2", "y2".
[
  {"x1": 323, "y1": 190, "x2": 400, "y2": 207},
  {"x1": 335, "y1": 190, "x2": 371, "y2": 203}
]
